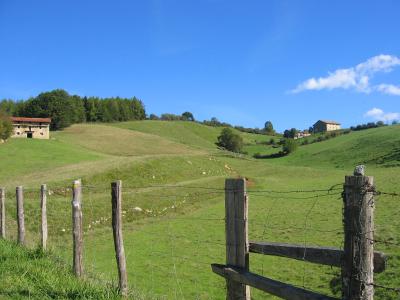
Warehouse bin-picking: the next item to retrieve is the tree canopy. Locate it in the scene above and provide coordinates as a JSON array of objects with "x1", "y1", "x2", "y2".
[
  {"x1": 0, "y1": 89, "x2": 146, "y2": 130},
  {"x1": 217, "y1": 128, "x2": 243, "y2": 153},
  {"x1": 283, "y1": 128, "x2": 298, "y2": 139},
  {"x1": 0, "y1": 113, "x2": 13, "y2": 141},
  {"x1": 181, "y1": 111, "x2": 195, "y2": 121},
  {"x1": 264, "y1": 121, "x2": 275, "y2": 134}
]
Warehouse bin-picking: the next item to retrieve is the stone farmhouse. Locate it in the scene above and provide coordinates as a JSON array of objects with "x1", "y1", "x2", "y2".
[
  {"x1": 11, "y1": 117, "x2": 51, "y2": 139},
  {"x1": 313, "y1": 120, "x2": 341, "y2": 133}
]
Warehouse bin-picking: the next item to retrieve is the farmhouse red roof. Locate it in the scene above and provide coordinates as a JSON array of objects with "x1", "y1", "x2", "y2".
[{"x1": 11, "y1": 117, "x2": 51, "y2": 123}]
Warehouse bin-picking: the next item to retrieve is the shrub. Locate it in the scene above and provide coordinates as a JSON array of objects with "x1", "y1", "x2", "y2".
[
  {"x1": 0, "y1": 113, "x2": 13, "y2": 141},
  {"x1": 217, "y1": 128, "x2": 243, "y2": 153},
  {"x1": 282, "y1": 139, "x2": 298, "y2": 154},
  {"x1": 149, "y1": 114, "x2": 159, "y2": 120}
]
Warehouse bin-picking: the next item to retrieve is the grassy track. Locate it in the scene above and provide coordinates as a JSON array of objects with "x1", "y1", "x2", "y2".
[{"x1": 0, "y1": 121, "x2": 399, "y2": 299}]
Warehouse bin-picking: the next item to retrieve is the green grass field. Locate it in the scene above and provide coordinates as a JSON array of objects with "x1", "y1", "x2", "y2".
[{"x1": 0, "y1": 121, "x2": 399, "y2": 299}]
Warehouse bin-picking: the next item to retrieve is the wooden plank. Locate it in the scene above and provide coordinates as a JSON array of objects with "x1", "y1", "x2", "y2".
[
  {"x1": 212, "y1": 264, "x2": 339, "y2": 300},
  {"x1": 249, "y1": 241, "x2": 386, "y2": 273},
  {"x1": 40, "y1": 184, "x2": 48, "y2": 251},
  {"x1": 72, "y1": 179, "x2": 83, "y2": 277},
  {"x1": 342, "y1": 167, "x2": 374, "y2": 300},
  {"x1": 0, "y1": 187, "x2": 5, "y2": 239},
  {"x1": 225, "y1": 178, "x2": 250, "y2": 300},
  {"x1": 16, "y1": 186, "x2": 25, "y2": 245},
  {"x1": 111, "y1": 181, "x2": 128, "y2": 296}
]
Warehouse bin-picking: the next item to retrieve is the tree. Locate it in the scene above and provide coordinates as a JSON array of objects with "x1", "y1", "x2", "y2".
[
  {"x1": 283, "y1": 128, "x2": 298, "y2": 139},
  {"x1": 376, "y1": 121, "x2": 385, "y2": 127},
  {"x1": 23, "y1": 89, "x2": 80, "y2": 130},
  {"x1": 182, "y1": 111, "x2": 195, "y2": 121},
  {"x1": 0, "y1": 113, "x2": 13, "y2": 141},
  {"x1": 264, "y1": 121, "x2": 275, "y2": 134},
  {"x1": 149, "y1": 114, "x2": 159, "y2": 120},
  {"x1": 282, "y1": 139, "x2": 298, "y2": 154},
  {"x1": 217, "y1": 128, "x2": 243, "y2": 153}
]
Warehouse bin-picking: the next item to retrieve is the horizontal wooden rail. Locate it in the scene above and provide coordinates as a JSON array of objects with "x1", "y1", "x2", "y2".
[
  {"x1": 249, "y1": 241, "x2": 386, "y2": 273},
  {"x1": 211, "y1": 264, "x2": 339, "y2": 300}
]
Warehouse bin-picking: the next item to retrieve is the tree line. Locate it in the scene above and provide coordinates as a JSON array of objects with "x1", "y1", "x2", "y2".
[{"x1": 0, "y1": 89, "x2": 146, "y2": 130}]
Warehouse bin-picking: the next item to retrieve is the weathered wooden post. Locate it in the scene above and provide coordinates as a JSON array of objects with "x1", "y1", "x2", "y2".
[
  {"x1": 111, "y1": 180, "x2": 128, "y2": 296},
  {"x1": 16, "y1": 186, "x2": 25, "y2": 245},
  {"x1": 72, "y1": 179, "x2": 83, "y2": 277},
  {"x1": 0, "y1": 187, "x2": 5, "y2": 239},
  {"x1": 342, "y1": 165, "x2": 374, "y2": 300},
  {"x1": 40, "y1": 184, "x2": 48, "y2": 250},
  {"x1": 225, "y1": 178, "x2": 250, "y2": 300}
]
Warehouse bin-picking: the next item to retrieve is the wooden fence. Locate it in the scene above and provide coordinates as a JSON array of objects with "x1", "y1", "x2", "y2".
[
  {"x1": 0, "y1": 165, "x2": 394, "y2": 299},
  {"x1": 211, "y1": 166, "x2": 388, "y2": 300},
  {"x1": 0, "y1": 181, "x2": 128, "y2": 296}
]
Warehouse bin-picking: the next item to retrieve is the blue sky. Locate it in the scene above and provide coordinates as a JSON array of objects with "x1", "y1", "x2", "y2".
[{"x1": 0, "y1": 0, "x2": 399, "y2": 131}]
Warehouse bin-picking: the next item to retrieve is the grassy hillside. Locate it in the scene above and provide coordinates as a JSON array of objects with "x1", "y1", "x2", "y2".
[
  {"x1": 0, "y1": 138, "x2": 102, "y2": 186},
  {"x1": 114, "y1": 120, "x2": 276, "y2": 151},
  {"x1": 265, "y1": 125, "x2": 400, "y2": 169},
  {"x1": 56, "y1": 124, "x2": 198, "y2": 156},
  {"x1": 0, "y1": 121, "x2": 399, "y2": 299}
]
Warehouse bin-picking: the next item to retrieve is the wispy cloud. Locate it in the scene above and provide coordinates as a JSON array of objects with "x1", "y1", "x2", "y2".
[
  {"x1": 364, "y1": 107, "x2": 400, "y2": 122},
  {"x1": 291, "y1": 54, "x2": 400, "y2": 95},
  {"x1": 376, "y1": 84, "x2": 400, "y2": 96}
]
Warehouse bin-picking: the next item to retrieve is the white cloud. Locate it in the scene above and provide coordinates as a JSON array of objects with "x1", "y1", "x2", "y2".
[
  {"x1": 376, "y1": 84, "x2": 400, "y2": 96},
  {"x1": 364, "y1": 107, "x2": 400, "y2": 122},
  {"x1": 292, "y1": 54, "x2": 400, "y2": 95}
]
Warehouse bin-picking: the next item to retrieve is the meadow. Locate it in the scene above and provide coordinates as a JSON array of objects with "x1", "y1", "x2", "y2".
[{"x1": 0, "y1": 121, "x2": 399, "y2": 299}]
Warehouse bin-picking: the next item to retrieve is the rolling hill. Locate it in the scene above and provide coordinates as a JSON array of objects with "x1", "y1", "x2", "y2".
[
  {"x1": 270, "y1": 124, "x2": 400, "y2": 169},
  {"x1": 0, "y1": 121, "x2": 399, "y2": 299}
]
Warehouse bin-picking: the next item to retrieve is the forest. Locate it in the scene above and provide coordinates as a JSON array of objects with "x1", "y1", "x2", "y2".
[{"x1": 0, "y1": 89, "x2": 146, "y2": 130}]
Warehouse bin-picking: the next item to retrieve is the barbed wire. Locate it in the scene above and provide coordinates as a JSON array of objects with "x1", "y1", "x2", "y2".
[
  {"x1": 367, "y1": 237, "x2": 400, "y2": 248},
  {"x1": 371, "y1": 283, "x2": 400, "y2": 294},
  {"x1": 2, "y1": 179, "x2": 399, "y2": 299}
]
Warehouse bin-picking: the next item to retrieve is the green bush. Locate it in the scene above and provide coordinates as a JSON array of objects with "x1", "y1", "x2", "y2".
[
  {"x1": 0, "y1": 113, "x2": 13, "y2": 141},
  {"x1": 282, "y1": 139, "x2": 298, "y2": 154},
  {"x1": 217, "y1": 128, "x2": 243, "y2": 153}
]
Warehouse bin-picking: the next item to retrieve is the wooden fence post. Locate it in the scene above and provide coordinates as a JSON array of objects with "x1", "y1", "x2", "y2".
[
  {"x1": 111, "y1": 180, "x2": 128, "y2": 296},
  {"x1": 0, "y1": 187, "x2": 5, "y2": 239},
  {"x1": 342, "y1": 165, "x2": 374, "y2": 300},
  {"x1": 16, "y1": 186, "x2": 25, "y2": 245},
  {"x1": 41, "y1": 184, "x2": 48, "y2": 250},
  {"x1": 72, "y1": 179, "x2": 83, "y2": 277},
  {"x1": 225, "y1": 178, "x2": 250, "y2": 300}
]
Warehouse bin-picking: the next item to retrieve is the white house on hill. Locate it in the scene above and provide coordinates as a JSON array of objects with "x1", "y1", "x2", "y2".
[{"x1": 11, "y1": 117, "x2": 51, "y2": 139}]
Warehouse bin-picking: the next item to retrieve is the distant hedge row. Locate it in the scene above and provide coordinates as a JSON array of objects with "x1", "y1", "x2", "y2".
[{"x1": 0, "y1": 89, "x2": 146, "y2": 130}]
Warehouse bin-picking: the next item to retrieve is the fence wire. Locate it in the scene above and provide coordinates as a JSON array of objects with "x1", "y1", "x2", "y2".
[{"x1": 0, "y1": 182, "x2": 399, "y2": 299}]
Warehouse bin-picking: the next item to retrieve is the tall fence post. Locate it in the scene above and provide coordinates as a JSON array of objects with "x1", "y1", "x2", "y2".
[
  {"x1": 111, "y1": 180, "x2": 128, "y2": 296},
  {"x1": 342, "y1": 165, "x2": 374, "y2": 300},
  {"x1": 16, "y1": 186, "x2": 25, "y2": 245},
  {"x1": 0, "y1": 187, "x2": 5, "y2": 239},
  {"x1": 41, "y1": 184, "x2": 48, "y2": 251},
  {"x1": 225, "y1": 178, "x2": 250, "y2": 300},
  {"x1": 72, "y1": 179, "x2": 83, "y2": 277}
]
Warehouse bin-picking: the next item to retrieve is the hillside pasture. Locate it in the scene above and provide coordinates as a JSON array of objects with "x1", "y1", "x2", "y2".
[
  {"x1": 56, "y1": 124, "x2": 198, "y2": 156},
  {"x1": 0, "y1": 122, "x2": 399, "y2": 299},
  {"x1": 273, "y1": 125, "x2": 400, "y2": 169}
]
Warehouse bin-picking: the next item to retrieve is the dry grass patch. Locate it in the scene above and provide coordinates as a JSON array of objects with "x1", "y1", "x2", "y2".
[{"x1": 56, "y1": 124, "x2": 202, "y2": 156}]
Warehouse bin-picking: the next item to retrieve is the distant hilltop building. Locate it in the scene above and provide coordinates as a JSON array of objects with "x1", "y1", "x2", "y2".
[
  {"x1": 313, "y1": 120, "x2": 341, "y2": 133},
  {"x1": 11, "y1": 117, "x2": 51, "y2": 139},
  {"x1": 294, "y1": 131, "x2": 311, "y2": 139}
]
